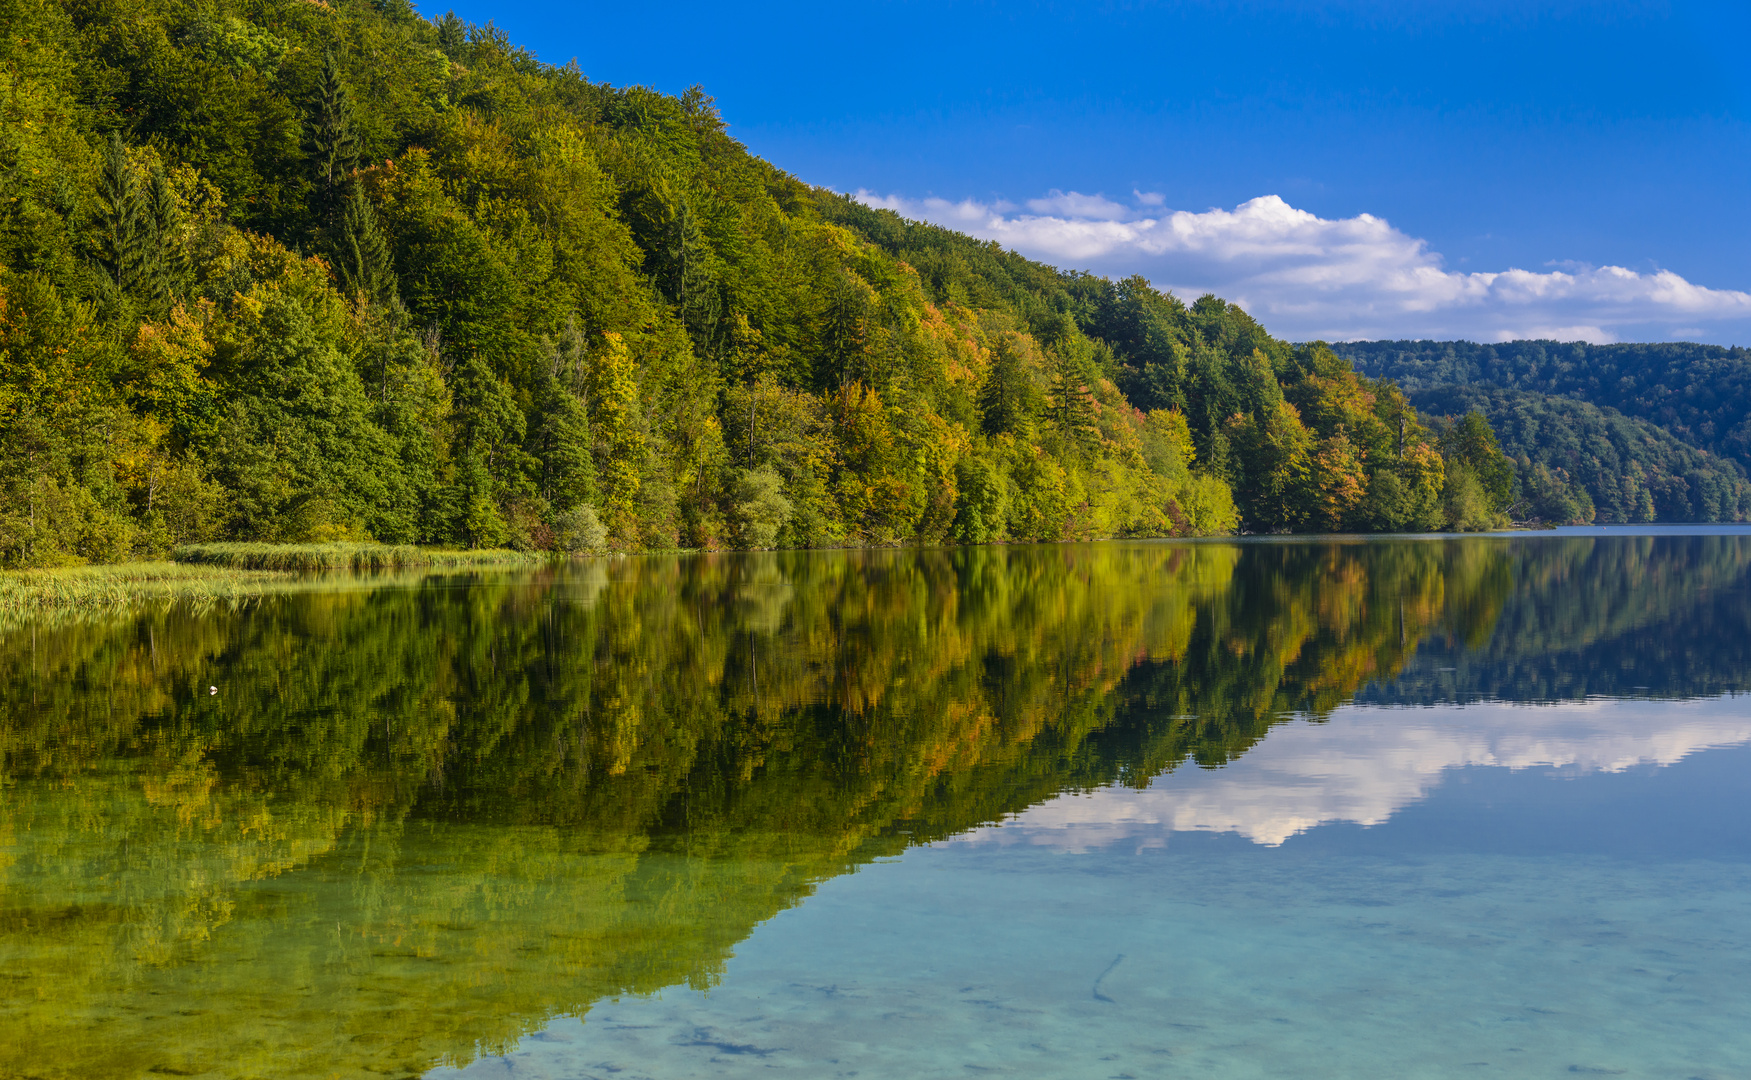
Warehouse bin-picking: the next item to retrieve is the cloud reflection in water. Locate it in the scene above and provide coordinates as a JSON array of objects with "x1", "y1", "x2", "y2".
[{"x1": 962, "y1": 697, "x2": 1751, "y2": 848}]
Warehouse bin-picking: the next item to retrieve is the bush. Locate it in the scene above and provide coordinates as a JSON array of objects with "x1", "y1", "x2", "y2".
[
  {"x1": 554, "y1": 504, "x2": 609, "y2": 554},
  {"x1": 732, "y1": 469, "x2": 793, "y2": 549}
]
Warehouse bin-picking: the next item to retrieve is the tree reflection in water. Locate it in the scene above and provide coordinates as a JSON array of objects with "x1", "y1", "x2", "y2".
[{"x1": 3, "y1": 536, "x2": 1748, "y2": 1079}]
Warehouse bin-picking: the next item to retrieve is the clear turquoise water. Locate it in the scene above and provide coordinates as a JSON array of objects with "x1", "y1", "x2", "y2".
[
  {"x1": 434, "y1": 701, "x2": 1751, "y2": 1080},
  {"x1": 7, "y1": 536, "x2": 1751, "y2": 1078}
]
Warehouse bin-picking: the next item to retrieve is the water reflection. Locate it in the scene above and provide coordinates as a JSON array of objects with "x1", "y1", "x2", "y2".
[
  {"x1": 968, "y1": 696, "x2": 1751, "y2": 848},
  {"x1": 2, "y1": 536, "x2": 1749, "y2": 1078}
]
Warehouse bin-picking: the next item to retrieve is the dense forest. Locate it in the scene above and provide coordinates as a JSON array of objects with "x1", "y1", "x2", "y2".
[
  {"x1": 1339, "y1": 340, "x2": 1751, "y2": 523},
  {"x1": 0, "y1": 0, "x2": 1541, "y2": 567},
  {"x1": 1409, "y1": 385, "x2": 1749, "y2": 524}
]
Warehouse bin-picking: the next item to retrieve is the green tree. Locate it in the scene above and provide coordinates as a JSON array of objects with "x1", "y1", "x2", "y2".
[
  {"x1": 1439, "y1": 410, "x2": 1515, "y2": 511},
  {"x1": 537, "y1": 381, "x2": 595, "y2": 513},
  {"x1": 307, "y1": 51, "x2": 363, "y2": 230},
  {"x1": 584, "y1": 332, "x2": 646, "y2": 539},
  {"x1": 336, "y1": 184, "x2": 396, "y2": 304},
  {"x1": 1042, "y1": 315, "x2": 1099, "y2": 452},
  {"x1": 142, "y1": 165, "x2": 190, "y2": 311},
  {"x1": 732, "y1": 467, "x2": 792, "y2": 548},
  {"x1": 94, "y1": 135, "x2": 148, "y2": 298},
  {"x1": 979, "y1": 334, "x2": 1040, "y2": 438}
]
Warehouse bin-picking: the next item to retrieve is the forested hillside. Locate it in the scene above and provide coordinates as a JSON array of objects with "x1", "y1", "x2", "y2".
[
  {"x1": 1409, "y1": 386, "x2": 1749, "y2": 524},
  {"x1": 1338, "y1": 339, "x2": 1751, "y2": 522},
  {"x1": 1, "y1": 0, "x2": 1515, "y2": 567}
]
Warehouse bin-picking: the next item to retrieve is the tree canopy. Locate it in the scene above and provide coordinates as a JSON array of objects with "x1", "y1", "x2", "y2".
[{"x1": 0, "y1": 0, "x2": 1528, "y2": 565}]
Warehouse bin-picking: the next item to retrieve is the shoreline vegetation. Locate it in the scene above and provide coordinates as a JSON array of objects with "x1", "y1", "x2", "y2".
[
  {"x1": 172, "y1": 540, "x2": 540, "y2": 570},
  {"x1": 1, "y1": 0, "x2": 1597, "y2": 572},
  {"x1": 0, "y1": 542, "x2": 536, "y2": 610},
  {"x1": 0, "y1": 561, "x2": 291, "y2": 611}
]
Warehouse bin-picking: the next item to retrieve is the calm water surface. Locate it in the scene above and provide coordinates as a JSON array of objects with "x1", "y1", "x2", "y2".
[{"x1": 4, "y1": 535, "x2": 1750, "y2": 1078}]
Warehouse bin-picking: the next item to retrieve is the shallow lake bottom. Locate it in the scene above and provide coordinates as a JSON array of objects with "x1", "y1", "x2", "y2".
[{"x1": 436, "y1": 791, "x2": 1751, "y2": 1079}]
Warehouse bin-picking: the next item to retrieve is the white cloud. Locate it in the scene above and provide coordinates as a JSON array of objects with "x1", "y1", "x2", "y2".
[
  {"x1": 953, "y1": 697, "x2": 1751, "y2": 849},
  {"x1": 1024, "y1": 189, "x2": 1132, "y2": 220},
  {"x1": 853, "y1": 190, "x2": 1751, "y2": 344}
]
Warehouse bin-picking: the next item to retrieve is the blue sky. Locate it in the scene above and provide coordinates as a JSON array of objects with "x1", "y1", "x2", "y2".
[{"x1": 439, "y1": 0, "x2": 1751, "y2": 345}]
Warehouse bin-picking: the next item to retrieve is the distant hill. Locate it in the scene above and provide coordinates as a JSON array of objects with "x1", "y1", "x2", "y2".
[
  {"x1": 1407, "y1": 386, "x2": 1749, "y2": 523},
  {"x1": 1333, "y1": 340, "x2": 1751, "y2": 522}
]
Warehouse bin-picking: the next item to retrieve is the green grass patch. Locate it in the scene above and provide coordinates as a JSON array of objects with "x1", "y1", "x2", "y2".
[
  {"x1": 2, "y1": 545, "x2": 544, "y2": 617},
  {"x1": 0, "y1": 561, "x2": 293, "y2": 611},
  {"x1": 172, "y1": 542, "x2": 544, "y2": 571}
]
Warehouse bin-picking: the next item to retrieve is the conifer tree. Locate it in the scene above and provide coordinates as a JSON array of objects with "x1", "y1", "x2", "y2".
[
  {"x1": 143, "y1": 165, "x2": 190, "y2": 312},
  {"x1": 979, "y1": 335, "x2": 1039, "y2": 438},
  {"x1": 337, "y1": 183, "x2": 396, "y2": 304},
  {"x1": 95, "y1": 134, "x2": 147, "y2": 296},
  {"x1": 1046, "y1": 338, "x2": 1099, "y2": 451},
  {"x1": 821, "y1": 267, "x2": 876, "y2": 389},
  {"x1": 434, "y1": 12, "x2": 468, "y2": 57},
  {"x1": 539, "y1": 384, "x2": 596, "y2": 512},
  {"x1": 668, "y1": 200, "x2": 721, "y2": 359},
  {"x1": 308, "y1": 51, "x2": 362, "y2": 229}
]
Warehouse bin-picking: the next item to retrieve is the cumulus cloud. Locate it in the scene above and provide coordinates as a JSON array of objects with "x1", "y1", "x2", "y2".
[
  {"x1": 954, "y1": 697, "x2": 1751, "y2": 849},
  {"x1": 853, "y1": 190, "x2": 1751, "y2": 344}
]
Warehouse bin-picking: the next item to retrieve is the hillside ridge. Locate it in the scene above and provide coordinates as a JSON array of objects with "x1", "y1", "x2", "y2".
[{"x1": 0, "y1": 0, "x2": 1639, "y2": 566}]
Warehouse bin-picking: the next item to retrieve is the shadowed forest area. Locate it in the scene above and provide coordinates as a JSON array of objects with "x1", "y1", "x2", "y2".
[{"x1": 0, "y1": 0, "x2": 1560, "y2": 568}]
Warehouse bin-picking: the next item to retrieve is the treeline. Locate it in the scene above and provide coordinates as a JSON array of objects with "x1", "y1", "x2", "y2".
[
  {"x1": 821, "y1": 198, "x2": 1532, "y2": 532},
  {"x1": 0, "y1": 0, "x2": 1519, "y2": 567},
  {"x1": 1338, "y1": 339, "x2": 1751, "y2": 522}
]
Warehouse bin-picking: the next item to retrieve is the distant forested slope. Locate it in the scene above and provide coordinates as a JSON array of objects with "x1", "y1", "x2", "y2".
[
  {"x1": 1408, "y1": 386, "x2": 1750, "y2": 523},
  {"x1": 1336, "y1": 340, "x2": 1751, "y2": 522},
  {"x1": 0, "y1": 0, "x2": 1527, "y2": 566}
]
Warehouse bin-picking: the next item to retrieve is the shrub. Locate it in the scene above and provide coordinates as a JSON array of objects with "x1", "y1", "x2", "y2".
[
  {"x1": 554, "y1": 504, "x2": 609, "y2": 554},
  {"x1": 732, "y1": 469, "x2": 793, "y2": 549}
]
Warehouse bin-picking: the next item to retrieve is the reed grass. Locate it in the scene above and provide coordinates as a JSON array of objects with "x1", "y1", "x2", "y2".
[
  {"x1": 172, "y1": 542, "x2": 544, "y2": 571},
  {"x1": 0, "y1": 561, "x2": 293, "y2": 610},
  {"x1": 2, "y1": 544, "x2": 542, "y2": 616}
]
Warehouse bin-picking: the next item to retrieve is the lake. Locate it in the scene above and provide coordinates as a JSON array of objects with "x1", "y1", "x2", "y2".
[{"x1": 4, "y1": 532, "x2": 1750, "y2": 1079}]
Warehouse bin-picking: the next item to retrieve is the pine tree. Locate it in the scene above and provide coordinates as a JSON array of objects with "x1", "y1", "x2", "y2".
[
  {"x1": 338, "y1": 183, "x2": 396, "y2": 304},
  {"x1": 434, "y1": 11, "x2": 468, "y2": 57},
  {"x1": 669, "y1": 200, "x2": 721, "y2": 360},
  {"x1": 143, "y1": 165, "x2": 190, "y2": 312},
  {"x1": 307, "y1": 52, "x2": 362, "y2": 229},
  {"x1": 821, "y1": 267, "x2": 876, "y2": 389},
  {"x1": 539, "y1": 384, "x2": 595, "y2": 512},
  {"x1": 979, "y1": 334, "x2": 1039, "y2": 438},
  {"x1": 95, "y1": 134, "x2": 148, "y2": 295},
  {"x1": 1046, "y1": 342, "x2": 1099, "y2": 451}
]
